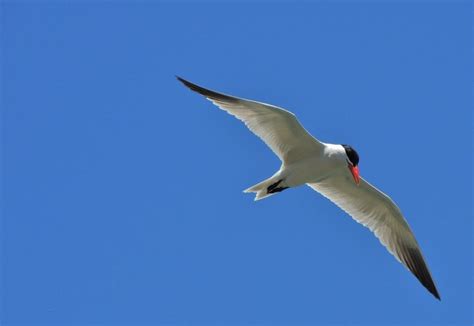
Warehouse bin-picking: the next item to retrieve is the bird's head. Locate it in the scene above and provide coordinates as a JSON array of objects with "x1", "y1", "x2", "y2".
[{"x1": 342, "y1": 144, "x2": 360, "y2": 185}]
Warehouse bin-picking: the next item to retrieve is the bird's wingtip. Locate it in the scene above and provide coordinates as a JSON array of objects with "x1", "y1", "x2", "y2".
[
  {"x1": 426, "y1": 279, "x2": 441, "y2": 301},
  {"x1": 175, "y1": 75, "x2": 199, "y2": 91}
]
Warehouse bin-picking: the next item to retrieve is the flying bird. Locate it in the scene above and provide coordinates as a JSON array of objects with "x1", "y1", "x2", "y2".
[{"x1": 177, "y1": 76, "x2": 440, "y2": 300}]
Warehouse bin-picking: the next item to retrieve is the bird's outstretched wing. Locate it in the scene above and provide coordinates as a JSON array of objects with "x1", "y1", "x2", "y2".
[
  {"x1": 308, "y1": 177, "x2": 440, "y2": 300},
  {"x1": 177, "y1": 76, "x2": 324, "y2": 164}
]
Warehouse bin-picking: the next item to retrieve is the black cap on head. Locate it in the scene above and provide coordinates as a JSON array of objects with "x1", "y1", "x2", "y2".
[{"x1": 342, "y1": 144, "x2": 359, "y2": 166}]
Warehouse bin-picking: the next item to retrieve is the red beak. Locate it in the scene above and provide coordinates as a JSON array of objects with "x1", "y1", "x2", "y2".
[{"x1": 349, "y1": 164, "x2": 360, "y2": 185}]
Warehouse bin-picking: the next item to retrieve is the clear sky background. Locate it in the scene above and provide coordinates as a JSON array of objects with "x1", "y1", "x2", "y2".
[{"x1": 2, "y1": 2, "x2": 472, "y2": 325}]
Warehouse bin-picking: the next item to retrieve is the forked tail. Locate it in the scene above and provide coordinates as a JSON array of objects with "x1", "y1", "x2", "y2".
[{"x1": 243, "y1": 176, "x2": 288, "y2": 201}]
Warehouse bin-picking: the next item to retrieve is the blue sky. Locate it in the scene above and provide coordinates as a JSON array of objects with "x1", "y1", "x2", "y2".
[{"x1": 2, "y1": 2, "x2": 472, "y2": 325}]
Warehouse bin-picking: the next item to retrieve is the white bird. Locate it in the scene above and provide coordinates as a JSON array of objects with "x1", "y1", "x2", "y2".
[{"x1": 177, "y1": 76, "x2": 440, "y2": 300}]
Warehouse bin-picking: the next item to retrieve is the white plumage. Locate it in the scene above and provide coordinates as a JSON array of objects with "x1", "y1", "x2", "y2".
[{"x1": 177, "y1": 76, "x2": 440, "y2": 300}]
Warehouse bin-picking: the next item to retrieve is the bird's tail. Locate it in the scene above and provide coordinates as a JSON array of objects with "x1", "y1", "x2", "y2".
[{"x1": 244, "y1": 175, "x2": 286, "y2": 201}]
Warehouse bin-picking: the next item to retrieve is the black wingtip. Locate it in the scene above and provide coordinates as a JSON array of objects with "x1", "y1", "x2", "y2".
[
  {"x1": 176, "y1": 76, "x2": 198, "y2": 91},
  {"x1": 176, "y1": 75, "x2": 190, "y2": 87},
  {"x1": 175, "y1": 75, "x2": 206, "y2": 93},
  {"x1": 175, "y1": 76, "x2": 239, "y2": 103},
  {"x1": 427, "y1": 283, "x2": 441, "y2": 301},
  {"x1": 404, "y1": 247, "x2": 441, "y2": 301}
]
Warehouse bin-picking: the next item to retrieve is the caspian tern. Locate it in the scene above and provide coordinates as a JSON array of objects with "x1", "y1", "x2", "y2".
[{"x1": 177, "y1": 76, "x2": 440, "y2": 300}]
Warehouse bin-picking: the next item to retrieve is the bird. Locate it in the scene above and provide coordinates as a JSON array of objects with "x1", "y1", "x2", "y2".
[{"x1": 176, "y1": 76, "x2": 440, "y2": 300}]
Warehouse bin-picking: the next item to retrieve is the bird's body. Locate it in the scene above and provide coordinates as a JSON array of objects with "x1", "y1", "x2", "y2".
[
  {"x1": 246, "y1": 144, "x2": 350, "y2": 200},
  {"x1": 177, "y1": 76, "x2": 440, "y2": 300}
]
